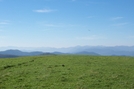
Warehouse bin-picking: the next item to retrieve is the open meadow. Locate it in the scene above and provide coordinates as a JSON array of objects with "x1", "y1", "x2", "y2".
[{"x1": 0, "y1": 55, "x2": 134, "y2": 89}]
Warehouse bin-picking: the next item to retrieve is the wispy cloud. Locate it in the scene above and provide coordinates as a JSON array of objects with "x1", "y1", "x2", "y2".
[
  {"x1": 110, "y1": 17, "x2": 128, "y2": 27},
  {"x1": 86, "y1": 1, "x2": 107, "y2": 5},
  {"x1": 111, "y1": 17, "x2": 123, "y2": 21},
  {"x1": 40, "y1": 23, "x2": 63, "y2": 28},
  {"x1": 40, "y1": 22, "x2": 76, "y2": 28},
  {"x1": 72, "y1": 0, "x2": 76, "y2": 1},
  {"x1": 76, "y1": 35, "x2": 106, "y2": 40},
  {"x1": 128, "y1": 36, "x2": 134, "y2": 39},
  {"x1": 44, "y1": 24, "x2": 57, "y2": 27},
  {"x1": 112, "y1": 22, "x2": 128, "y2": 26},
  {"x1": 87, "y1": 16, "x2": 94, "y2": 18},
  {"x1": 0, "y1": 36, "x2": 6, "y2": 39},
  {"x1": 0, "y1": 21, "x2": 9, "y2": 25},
  {"x1": 0, "y1": 30, "x2": 4, "y2": 32},
  {"x1": 33, "y1": 9, "x2": 56, "y2": 13}
]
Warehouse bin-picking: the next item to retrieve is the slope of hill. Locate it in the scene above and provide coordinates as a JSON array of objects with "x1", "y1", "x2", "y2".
[{"x1": 0, "y1": 55, "x2": 134, "y2": 89}]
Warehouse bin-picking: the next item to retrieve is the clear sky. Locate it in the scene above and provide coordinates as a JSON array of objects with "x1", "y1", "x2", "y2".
[{"x1": 0, "y1": 0, "x2": 134, "y2": 48}]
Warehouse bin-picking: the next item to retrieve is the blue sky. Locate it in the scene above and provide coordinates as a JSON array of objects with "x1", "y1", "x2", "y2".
[{"x1": 0, "y1": 0, "x2": 134, "y2": 48}]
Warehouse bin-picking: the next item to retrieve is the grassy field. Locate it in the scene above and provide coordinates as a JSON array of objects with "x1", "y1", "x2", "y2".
[{"x1": 0, "y1": 55, "x2": 134, "y2": 89}]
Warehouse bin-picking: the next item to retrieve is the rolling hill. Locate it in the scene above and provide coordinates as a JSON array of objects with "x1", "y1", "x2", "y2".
[{"x1": 0, "y1": 55, "x2": 134, "y2": 88}]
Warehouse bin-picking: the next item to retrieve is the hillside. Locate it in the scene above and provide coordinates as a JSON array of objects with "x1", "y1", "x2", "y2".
[{"x1": 0, "y1": 55, "x2": 134, "y2": 89}]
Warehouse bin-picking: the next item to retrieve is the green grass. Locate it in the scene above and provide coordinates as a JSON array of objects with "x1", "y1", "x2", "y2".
[{"x1": 0, "y1": 55, "x2": 134, "y2": 89}]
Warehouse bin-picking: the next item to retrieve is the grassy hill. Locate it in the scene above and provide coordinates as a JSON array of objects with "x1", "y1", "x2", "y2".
[{"x1": 0, "y1": 55, "x2": 134, "y2": 89}]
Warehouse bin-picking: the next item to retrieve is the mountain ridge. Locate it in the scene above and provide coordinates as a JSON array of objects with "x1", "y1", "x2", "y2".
[{"x1": 0, "y1": 46, "x2": 134, "y2": 58}]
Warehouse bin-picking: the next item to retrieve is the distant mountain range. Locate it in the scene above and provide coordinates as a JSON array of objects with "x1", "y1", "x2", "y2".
[
  {"x1": 0, "y1": 49, "x2": 100, "y2": 58},
  {"x1": 75, "y1": 51, "x2": 100, "y2": 55},
  {"x1": 0, "y1": 49, "x2": 45, "y2": 58},
  {"x1": 0, "y1": 50, "x2": 44, "y2": 56},
  {"x1": 0, "y1": 46, "x2": 134, "y2": 58},
  {"x1": 0, "y1": 54, "x2": 18, "y2": 58}
]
